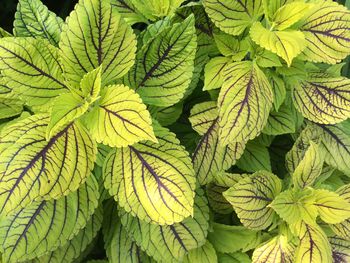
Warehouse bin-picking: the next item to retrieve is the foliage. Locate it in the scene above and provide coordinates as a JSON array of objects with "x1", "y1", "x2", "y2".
[{"x1": 0, "y1": 0, "x2": 350, "y2": 262}]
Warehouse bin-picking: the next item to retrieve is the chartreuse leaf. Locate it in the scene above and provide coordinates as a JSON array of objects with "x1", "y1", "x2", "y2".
[
  {"x1": 203, "y1": 0, "x2": 263, "y2": 36},
  {"x1": 292, "y1": 74, "x2": 350, "y2": 124},
  {"x1": 313, "y1": 189, "x2": 350, "y2": 224},
  {"x1": 119, "y1": 190, "x2": 209, "y2": 263},
  {"x1": 130, "y1": 0, "x2": 184, "y2": 20},
  {"x1": 255, "y1": 48, "x2": 282, "y2": 68},
  {"x1": 252, "y1": 235, "x2": 295, "y2": 263},
  {"x1": 0, "y1": 38, "x2": 68, "y2": 108},
  {"x1": 0, "y1": 176, "x2": 99, "y2": 262},
  {"x1": 208, "y1": 223, "x2": 259, "y2": 253},
  {"x1": 263, "y1": 103, "x2": 296, "y2": 135},
  {"x1": 14, "y1": 0, "x2": 64, "y2": 45},
  {"x1": 80, "y1": 67, "x2": 102, "y2": 100},
  {"x1": 218, "y1": 61, "x2": 273, "y2": 145},
  {"x1": 298, "y1": 1, "x2": 350, "y2": 64},
  {"x1": 250, "y1": 22, "x2": 306, "y2": 66},
  {"x1": 148, "y1": 102, "x2": 183, "y2": 127},
  {"x1": 0, "y1": 114, "x2": 97, "y2": 216},
  {"x1": 183, "y1": 241, "x2": 217, "y2": 263},
  {"x1": 329, "y1": 236, "x2": 350, "y2": 263},
  {"x1": 190, "y1": 101, "x2": 245, "y2": 185},
  {"x1": 294, "y1": 222, "x2": 332, "y2": 263},
  {"x1": 0, "y1": 98, "x2": 22, "y2": 119},
  {"x1": 224, "y1": 171, "x2": 282, "y2": 230},
  {"x1": 270, "y1": 73, "x2": 286, "y2": 111},
  {"x1": 84, "y1": 84, "x2": 156, "y2": 147},
  {"x1": 34, "y1": 206, "x2": 103, "y2": 263},
  {"x1": 124, "y1": 16, "x2": 196, "y2": 107},
  {"x1": 330, "y1": 184, "x2": 350, "y2": 239},
  {"x1": 217, "y1": 252, "x2": 251, "y2": 263},
  {"x1": 110, "y1": 0, "x2": 148, "y2": 25},
  {"x1": 204, "y1": 57, "x2": 231, "y2": 91},
  {"x1": 213, "y1": 33, "x2": 249, "y2": 59},
  {"x1": 292, "y1": 142, "x2": 324, "y2": 189},
  {"x1": 0, "y1": 27, "x2": 11, "y2": 37},
  {"x1": 236, "y1": 140, "x2": 271, "y2": 172},
  {"x1": 271, "y1": 189, "x2": 319, "y2": 226},
  {"x1": 272, "y1": 2, "x2": 310, "y2": 31},
  {"x1": 103, "y1": 125, "x2": 195, "y2": 225},
  {"x1": 60, "y1": 0, "x2": 136, "y2": 88}
]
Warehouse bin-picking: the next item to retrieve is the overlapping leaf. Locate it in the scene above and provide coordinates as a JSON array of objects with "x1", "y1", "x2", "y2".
[
  {"x1": 130, "y1": 0, "x2": 185, "y2": 20},
  {"x1": 330, "y1": 184, "x2": 350, "y2": 239},
  {"x1": 204, "y1": 57, "x2": 230, "y2": 91},
  {"x1": 111, "y1": 0, "x2": 148, "y2": 25},
  {"x1": 14, "y1": 0, "x2": 64, "y2": 45},
  {"x1": 119, "y1": 190, "x2": 209, "y2": 263},
  {"x1": 0, "y1": 98, "x2": 23, "y2": 119},
  {"x1": 83, "y1": 84, "x2": 156, "y2": 147},
  {"x1": 224, "y1": 171, "x2": 282, "y2": 230},
  {"x1": 0, "y1": 114, "x2": 97, "y2": 216},
  {"x1": 329, "y1": 236, "x2": 350, "y2": 263},
  {"x1": 263, "y1": 103, "x2": 296, "y2": 135},
  {"x1": 183, "y1": 241, "x2": 217, "y2": 263},
  {"x1": 272, "y1": 2, "x2": 310, "y2": 31},
  {"x1": 236, "y1": 141, "x2": 271, "y2": 172},
  {"x1": 0, "y1": 176, "x2": 99, "y2": 262},
  {"x1": 60, "y1": 0, "x2": 137, "y2": 88},
  {"x1": 190, "y1": 101, "x2": 245, "y2": 185},
  {"x1": 218, "y1": 61, "x2": 273, "y2": 145},
  {"x1": 103, "y1": 125, "x2": 195, "y2": 225},
  {"x1": 124, "y1": 16, "x2": 197, "y2": 106}
]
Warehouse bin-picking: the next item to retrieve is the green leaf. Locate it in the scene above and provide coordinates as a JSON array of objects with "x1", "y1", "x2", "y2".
[
  {"x1": 0, "y1": 114, "x2": 97, "y2": 216},
  {"x1": 252, "y1": 235, "x2": 295, "y2": 263},
  {"x1": 263, "y1": 103, "x2": 296, "y2": 135},
  {"x1": 60, "y1": 0, "x2": 137, "y2": 88},
  {"x1": 298, "y1": 1, "x2": 350, "y2": 64},
  {"x1": 218, "y1": 61, "x2": 273, "y2": 145},
  {"x1": 329, "y1": 236, "x2": 350, "y2": 263},
  {"x1": 0, "y1": 27, "x2": 11, "y2": 38},
  {"x1": 217, "y1": 252, "x2": 251, "y2": 263},
  {"x1": 84, "y1": 84, "x2": 156, "y2": 147},
  {"x1": 103, "y1": 125, "x2": 195, "y2": 225},
  {"x1": 213, "y1": 33, "x2": 249, "y2": 59},
  {"x1": 183, "y1": 241, "x2": 217, "y2": 263},
  {"x1": 0, "y1": 38, "x2": 68, "y2": 108},
  {"x1": 294, "y1": 222, "x2": 332, "y2": 263},
  {"x1": 80, "y1": 67, "x2": 102, "y2": 101},
  {"x1": 0, "y1": 98, "x2": 23, "y2": 119},
  {"x1": 224, "y1": 171, "x2": 282, "y2": 230},
  {"x1": 250, "y1": 22, "x2": 306, "y2": 66},
  {"x1": 331, "y1": 184, "x2": 350, "y2": 239},
  {"x1": 255, "y1": 49, "x2": 282, "y2": 68},
  {"x1": 14, "y1": 0, "x2": 64, "y2": 45},
  {"x1": 130, "y1": 0, "x2": 184, "y2": 20},
  {"x1": 203, "y1": 0, "x2": 263, "y2": 36},
  {"x1": 204, "y1": 57, "x2": 230, "y2": 91},
  {"x1": 270, "y1": 73, "x2": 286, "y2": 111},
  {"x1": 0, "y1": 176, "x2": 99, "y2": 262},
  {"x1": 236, "y1": 140, "x2": 271, "y2": 172},
  {"x1": 148, "y1": 102, "x2": 183, "y2": 127},
  {"x1": 124, "y1": 16, "x2": 197, "y2": 107},
  {"x1": 119, "y1": 190, "x2": 209, "y2": 263},
  {"x1": 208, "y1": 223, "x2": 259, "y2": 253},
  {"x1": 190, "y1": 101, "x2": 245, "y2": 185},
  {"x1": 34, "y1": 206, "x2": 103, "y2": 263},
  {"x1": 270, "y1": 189, "x2": 318, "y2": 226},
  {"x1": 292, "y1": 74, "x2": 350, "y2": 124},
  {"x1": 110, "y1": 0, "x2": 148, "y2": 25},
  {"x1": 313, "y1": 189, "x2": 350, "y2": 224},
  {"x1": 272, "y1": 2, "x2": 310, "y2": 31},
  {"x1": 292, "y1": 142, "x2": 324, "y2": 189}
]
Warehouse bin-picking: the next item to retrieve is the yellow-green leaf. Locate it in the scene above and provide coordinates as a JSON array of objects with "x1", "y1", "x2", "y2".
[
  {"x1": 103, "y1": 125, "x2": 195, "y2": 225},
  {"x1": 329, "y1": 236, "x2": 350, "y2": 263},
  {"x1": 130, "y1": 0, "x2": 184, "y2": 20},
  {"x1": 84, "y1": 84, "x2": 156, "y2": 147},
  {"x1": 183, "y1": 241, "x2": 217, "y2": 263},
  {"x1": 0, "y1": 98, "x2": 23, "y2": 119},
  {"x1": 250, "y1": 22, "x2": 306, "y2": 66},
  {"x1": 331, "y1": 184, "x2": 350, "y2": 239},
  {"x1": 218, "y1": 61, "x2": 273, "y2": 145},
  {"x1": 60, "y1": 0, "x2": 137, "y2": 88},
  {"x1": 111, "y1": 0, "x2": 148, "y2": 25},
  {"x1": 263, "y1": 103, "x2": 296, "y2": 135},
  {"x1": 204, "y1": 57, "x2": 230, "y2": 91},
  {"x1": 80, "y1": 67, "x2": 102, "y2": 101}
]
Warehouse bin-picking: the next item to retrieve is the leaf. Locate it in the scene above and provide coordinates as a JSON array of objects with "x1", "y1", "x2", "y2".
[
  {"x1": 34, "y1": 206, "x2": 103, "y2": 263},
  {"x1": 294, "y1": 222, "x2": 332, "y2": 263},
  {"x1": 224, "y1": 171, "x2": 282, "y2": 230},
  {"x1": 329, "y1": 236, "x2": 350, "y2": 263},
  {"x1": 313, "y1": 189, "x2": 350, "y2": 224},
  {"x1": 148, "y1": 102, "x2": 183, "y2": 127},
  {"x1": 110, "y1": 0, "x2": 148, "y2": 25},
  {"x1": 0, "y1": 176, "x2": 99, "y2": 262},
  {"x1": 103, "y1": 125, "x2": 195, "y2": 225},
  {"x1": 0, "y1": 114, "x2": 97, "y2": 216},
  {"x1": 206, "y1": 184, "x2": 233, "y2": 215},
  {"x1": 292, "y1": 74, "x2": 350, "y2": 124},
  {"x1": 14, "y1": 0, "x2": 64, "y2": 45},
  {"x1": 0, "y1": 98, "x2": 23, "y2": 119},
  {"x1": 204, "y1": 57, "x2": 230, "y2": 91},
  {"x1": 208, "y1": 223, "x2": 259, "y2": 253},
  {"x1": 298, "y1": 1, "x2": 350, "y2": 64},
  {"x1": 60, "y1": 0, "x2": 137, "y2": 88},
  {"x1": 119, "y1": 190, "x2": 209, "y2": 263},
  {"x1": 331, "y1": 184, "x2": 350, "y2": 239},
  {"x1": 0, "y1": 27, "x2": 11, "y2": 38},
  {"x1": 130, "y1": 0, "x2": 185, "y2": 20},
  {"x1": 236, "y1": 140, "x2": 271, "y2": 172},
  {"x1": 80, "y1": 67, "x2": 102, "y2": 100},
  {"x1": 190, "y1": 101, "x2": 245, "y2": 185},
  {"x1": 183, "y1": 241, "x2": 217, "y2": 263},
  {"x1": 218, "y1": 61, "x2": 273, "y2": 145},
  {"x1": 203, "y1": 0, "x2": 263, "y2": 36},
  {"x1": 0, "y1": 38, "x2": 68, "y2": 108},
  {"x1": 84, "y1": 84, "x2": 156, "y2": 147},
  {"x1": 250, "y1": 22, "x2": 306, "y2": 66},
  {"x1": 124, "y1": 16, "x2": 197, "y2": 107},
  {"x1": 217, "y1": 252, "x2": 251, "y2": 263},
  {"x1": 292, "y1": 142, "x2": 324, "y2": 189},
  {"x1": 255, "y1": 49, "x2": 282, "y2": 68},
  {"x1": 263, "y1": 103, "x2": 296, "y2": 135},
  {"x1": 270, "y1": 73, "x2": 286, "y2": 111},
  {"x1": 213, "y1": 33, "x2": 249, "y2": 59},
  {"x1": 252, "y1": 235, "x2": 295, "y2": 263},
  {"x1": 272, "y1": 2, "x2": 310, "y2": 31},
  {"x1": 270, "y1": 189, "x2": 318, "y2": 226}
]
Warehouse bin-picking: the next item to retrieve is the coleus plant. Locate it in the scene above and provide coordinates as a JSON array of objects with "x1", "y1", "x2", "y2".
[{"x1": 0, "y1": 0, "x2": 350, "y2": 262}]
